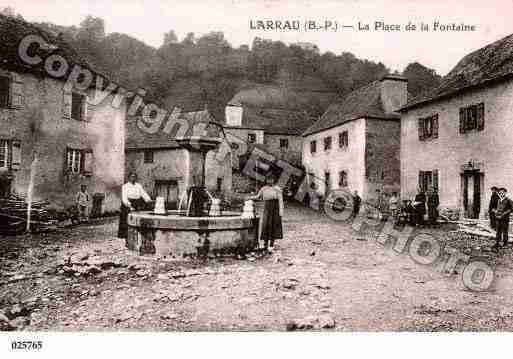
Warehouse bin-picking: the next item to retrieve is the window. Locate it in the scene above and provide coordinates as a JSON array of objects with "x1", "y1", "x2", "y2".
[
  {"x1": 144, "y1": 150, "x2": 154, "y2": 164},
  {"x1": 280, "y1": 138, "x2": 289, "y2": 150},
  {"x1": 338, "y1": 131, "x2": 348, "y2": 148},
  {"x1": 459, "y1": 103, "x2": 484, "y2": 133},
  {"x1": 418, "y1": 114, "x2": 439, "y2": 140},
  {"x1": 66, "y1": 148, "x2": 93, "y2": 175},
  {"x1": 324, "y1": 136, "x2": 332, "y2": 151},
  {"x1": 216, "y1": 177, "x2": 223, "y2": 192},
  {"x1": 71, "y1": 92, "x2": 86, "y2": 121},
  {"x1": 418, "y1": 170, "x2": 439, "y2": 193},
  {"x1": 0, "y1": 139, "x2": 8, "y2": 169},
  {"x1": 248, "y1": 133, "x2": 256, "y2": 143},
  {"x1": 310, "y1": 140, "x2": 317, "y2": 154},
  {"x1": 0, "y1": 76, "x2": 10, "y2": 108},
  {"x1": 0, "y1": 139, "x2": 21, "y2": 170},
  {"x1": 338, "y1": 170, "x2": 348, "y2": 187}
]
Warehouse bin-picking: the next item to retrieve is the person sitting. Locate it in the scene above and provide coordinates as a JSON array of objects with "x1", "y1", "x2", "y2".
[{"x1": 117, "y1": 172, "x2": 152, "y2": 239}]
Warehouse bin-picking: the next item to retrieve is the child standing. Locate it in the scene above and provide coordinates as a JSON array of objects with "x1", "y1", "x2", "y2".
[{"x1": 76, "y1": 184, "x2": 90, "y2": 223}]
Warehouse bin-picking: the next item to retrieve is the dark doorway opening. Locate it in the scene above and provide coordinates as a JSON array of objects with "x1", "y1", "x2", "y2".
[{"x1": 462, "y1": 170, "x2": 482, "y2": 219}]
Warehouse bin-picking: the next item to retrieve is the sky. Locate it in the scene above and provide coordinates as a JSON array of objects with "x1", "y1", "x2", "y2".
[{"x1": 3, "y1": 0, "x2": 513, "y2": 75}]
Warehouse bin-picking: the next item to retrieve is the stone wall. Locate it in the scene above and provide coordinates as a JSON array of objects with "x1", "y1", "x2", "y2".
[
  {"x1": 364, "y1": 118, "x2": 401, "y2": 197},
  {"x1": 126, "y1": 147, "x2": 232, "y2": 205},
  {"x1": 0, "y1": 69, "x2": 125, "y2": 213}
]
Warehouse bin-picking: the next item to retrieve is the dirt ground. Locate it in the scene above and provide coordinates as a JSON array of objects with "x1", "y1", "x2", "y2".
[{"x1": 1, "y1": 203, "x2": 513, "y2": 331}]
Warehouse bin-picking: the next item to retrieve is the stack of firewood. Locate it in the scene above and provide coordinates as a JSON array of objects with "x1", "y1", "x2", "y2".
[{"x1": 0, "y1": 193, "x2": 57, "y2": 235}]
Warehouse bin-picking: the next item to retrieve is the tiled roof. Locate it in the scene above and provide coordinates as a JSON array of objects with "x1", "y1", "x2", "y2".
[
  {"x1": 302, "y1": 80, "x2": 399, "y2": 136},
  {"x1": 403, "y1": 33, "x2": 513, "y2": 110},
  {"x1": 126, "y1": 110, "x2": 224, "y2": 150},
  {"x1": 225, "y1": 106, "x2": 316, "y2": 135}
]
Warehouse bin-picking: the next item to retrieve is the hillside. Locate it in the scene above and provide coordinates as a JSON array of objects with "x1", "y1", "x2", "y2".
[{"x1": 18, "y1": 13, "x2": 441, "y2": 122}]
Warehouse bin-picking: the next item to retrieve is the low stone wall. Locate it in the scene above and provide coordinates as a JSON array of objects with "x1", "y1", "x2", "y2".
[{"x1": 126, "y1": 211, "x2": 259, "y2": 259}]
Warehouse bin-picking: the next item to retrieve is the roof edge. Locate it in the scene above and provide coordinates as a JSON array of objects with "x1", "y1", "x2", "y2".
[
  {"x1": 400, "y1": 72, "x2": 513, "y2": 112},
  {"x1": 302, "y1": 115, "x2": 399, "y2": 137}
]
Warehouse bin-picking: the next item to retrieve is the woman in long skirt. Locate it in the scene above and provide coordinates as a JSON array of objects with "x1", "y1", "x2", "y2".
[
  {"x1": 250, "y1": 175, "x2": 284, "y2": 252},
  {"x1": 117, "y1": 172, "x2": 152, "y2": 239}
]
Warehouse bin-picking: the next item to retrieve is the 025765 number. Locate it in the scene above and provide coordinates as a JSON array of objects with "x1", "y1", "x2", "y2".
[{"x1": 11, "y1": 341, "x2": 43, "y2": 350}]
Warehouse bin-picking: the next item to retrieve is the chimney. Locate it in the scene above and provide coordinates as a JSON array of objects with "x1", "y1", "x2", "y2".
[
  {"x1": 379, "y1": 74, "x2": 408, "y2": 113},
  {"x1": 225, "y1": 100, "x2": 243, "y2": 127}
]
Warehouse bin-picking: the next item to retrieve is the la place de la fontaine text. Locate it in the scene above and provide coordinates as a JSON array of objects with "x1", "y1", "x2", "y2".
[{"x1": 249, "y1": 19, "x2": 476, "y2": 32}]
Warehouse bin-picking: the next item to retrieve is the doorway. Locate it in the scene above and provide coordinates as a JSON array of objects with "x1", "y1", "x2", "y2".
[
  {"x1": 461, "y1": 170, "x2": 482, "y2": 219},
  {"x1": 154, "y1": 180, "x2": 179, "y2": 210},
  {"x1": 0, "y1": 177, "x2": 11, "y2": 198}
]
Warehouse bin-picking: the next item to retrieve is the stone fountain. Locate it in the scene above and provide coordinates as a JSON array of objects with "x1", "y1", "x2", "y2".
[{"x1": 125, "y1": 130, "x2": 259, "y2": 259}]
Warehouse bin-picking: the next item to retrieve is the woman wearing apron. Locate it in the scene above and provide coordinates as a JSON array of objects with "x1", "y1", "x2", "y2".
[
  {"x1": 117, "y1": 172, "x2": 152, "y2": 239},
  {"x1": 250, "y1": 175, "x2": 284, "y2": 253}
]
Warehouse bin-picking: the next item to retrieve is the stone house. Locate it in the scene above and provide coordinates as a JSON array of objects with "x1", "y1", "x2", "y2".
[
  {"x1": 302, "y1": 75, "x2": 407, "y2": 202},
  {"x1": 125, "y1": 110, "x2": 232, "y2": 209},
  {"x1": 400, "y1": 33, "x2": 513, "y2": 219},
  {"x1": 0, "y1": 14, "x2": 125, "y2": 214},
  {"x1": 224, "y1": 100, "x2": 314, "y2": 167}
]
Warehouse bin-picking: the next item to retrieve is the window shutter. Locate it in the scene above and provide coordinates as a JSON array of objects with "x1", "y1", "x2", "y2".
[
  {"x1": 432, "y1": 115, "x2": 439, "y2": 139},
  {"x1": 65, "y1": 147, "x2": 71, "y2": 174},
  {"x1": 459, "y1": 108, "x2": 466, "y2": 134},
  {"x1": 10, "y1": 73, "x2": 24, "y2": 109},
  {"x1": 83, "y1": 150, "x2": 93, "y2": 175},
  {"x1": 432, "y1": 169, "x2": 439, "y2": 192},
  {"x1": 418, "y1": 118, "x2": 424, "y2": 140},
  {"x1": 11, "y1": 140, "x2": 21, "y2": 170},
  {"x1": 63, "y1": 90, "x2": 72, "y2": 119},
  {"x1": 477, "y1": 102, "x2": 485, "y2": 131}
]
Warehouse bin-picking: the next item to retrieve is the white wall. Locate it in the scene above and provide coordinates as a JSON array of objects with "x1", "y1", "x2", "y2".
[
  {"x1": 302, "y1": 118, "x2": 367, "y2": 198},
  {"x1": 401, "y1": 79, "x2": 513, "y2": 217}
]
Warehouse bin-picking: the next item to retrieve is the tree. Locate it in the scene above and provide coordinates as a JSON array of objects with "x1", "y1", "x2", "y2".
[
  {"x1": 163, "y1": 30, "x2": 178, "y2": 46},
  {"x1": 182, "y1": 32, "x2": 195, "y2": 46},
  {"x1": 77, "y1": 15, "x2": 105, "y2": 43},
  {"x1": 402, "y1": 62, "x2": 442, "y2": 98}
]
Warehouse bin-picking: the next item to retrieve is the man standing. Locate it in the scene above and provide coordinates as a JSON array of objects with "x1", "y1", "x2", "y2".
[
  {"x1": 493, "y1": 187, "x2": 513, "y2": 252},
  {"x1": 414, "y1": 188, "x2": 427, "y2": 226},
  {"x1": 352, "y1": 190, "x2": 361, "y2": 218},
  {"x1": 427, "y1": 187, "x2": 440, "y2": 225},
  {"x1": 488, "y1": 186, "x2": 499, "y2": 230}
]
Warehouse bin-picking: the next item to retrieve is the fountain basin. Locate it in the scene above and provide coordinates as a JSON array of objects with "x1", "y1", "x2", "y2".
[{"x1": 126, "y1": 210, "x2": 259, "y2": 259}]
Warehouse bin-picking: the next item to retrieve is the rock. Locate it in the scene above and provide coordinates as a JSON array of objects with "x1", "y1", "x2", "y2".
[
  {"x1": 161, "y1": 313, "x2": 179, "y2": 320},
  {"x1": 9, "y1": 274, "x2": 26, "y2": 283},
  {"x1": 318, "y1": 315, "x2": 336, "y2": 329},
  {"x1": 0, "y1": 312, "x2": 16, "y2": 331},
  {"x1": 115, "y1": 312, "x2": 133, "y2": 323},
  {"x1": 86, "y1": 266, "x2": 102, "y2": 275},
  {"x1": 7, "y1": 304, "x2": 31, "y2": 319},
  {"x1": 287, "y1": 314, "x2": 336, "y2": 330},
  {"x1": 157, "y1": 273, "x2": 168, "y2": 281},
  {"x1": 282, "y1": 278, "x2": 299, "y2": 290},
  {"x1": 10, "y1": 316, "x2": 30, "y2": 329}
]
